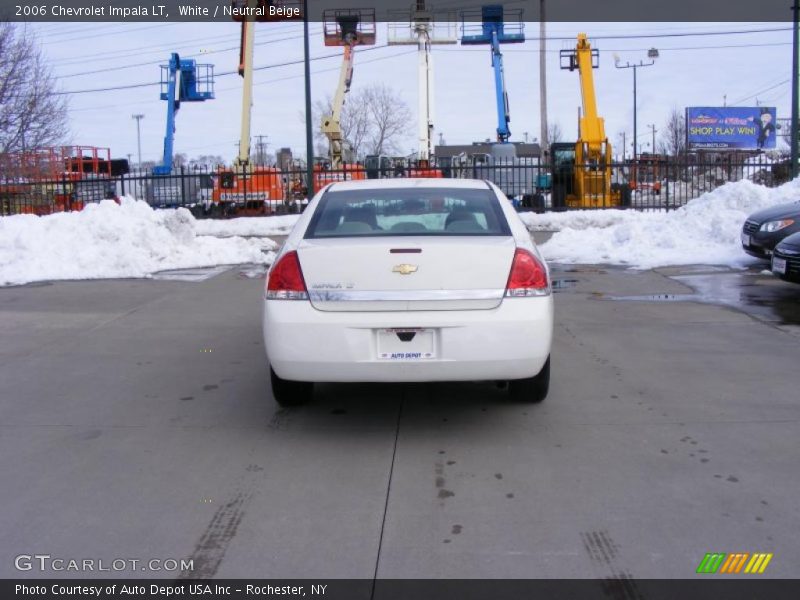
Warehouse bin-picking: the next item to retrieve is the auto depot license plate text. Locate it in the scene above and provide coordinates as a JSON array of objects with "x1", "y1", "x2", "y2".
[{"x1": 377, "y1": 328, "x2": 436, "y2": 360}]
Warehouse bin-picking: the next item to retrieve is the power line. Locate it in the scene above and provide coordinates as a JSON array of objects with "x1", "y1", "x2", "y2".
[
  {"x1": 39, "y1": 23, "x2": 179, "y2": 44},
  {"x1": 65, "y1": 47, "x2": 418, "y2": 111},
  {"x1": 435, "y1": 41, "x2": 792, "y2": 53},
  {"x1": 46, "y1": 22, "x2": 306, "y2": 67},
  {"x1": 55, "y1": 30, "x2": 322, "y2": 79},
  {"x1": 525, "y1": 26, "x2": 792, "y2": 41},
  {"x1": 53, "y1": 44, "x2": 402, "y2": 95},
  {"x1": 730, "y1": 79, "x2": 790, "y2": 105}
]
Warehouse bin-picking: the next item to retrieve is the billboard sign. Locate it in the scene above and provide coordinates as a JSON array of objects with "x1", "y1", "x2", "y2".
[{"x1": 686, "y1": 107, "x2": 777, "y2": 150}]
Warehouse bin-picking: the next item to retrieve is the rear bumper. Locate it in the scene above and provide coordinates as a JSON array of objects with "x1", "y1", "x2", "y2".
[{"x1": 263, "y1": 297, "x2": 553, "y2": 382}]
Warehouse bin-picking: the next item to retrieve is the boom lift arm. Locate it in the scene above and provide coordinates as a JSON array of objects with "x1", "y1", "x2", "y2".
[
  {"x1": 551, "y1": 34, "x2": 628, "y2": 208},
  {"x1": 320, "y1": 36, "x2": 356, "y2": 169},
  {"x1": 570, "y1": 34, "x2": 606, "y2": 161},
  {"x1": 460, "y1": 5, "x2": 524, "y2": 143},
  {"x1": 489, "y1": 29, "x2": 511, "y2": 142},
  {"x1": 387, "y1": 2, "x2": 456, "y2": 169},
  {"x1": 320, "y1": 10, "x2": 375, "y2": 169},
  {"x1": 154, "y1": 53, "x2": 214, "y2": 175}
]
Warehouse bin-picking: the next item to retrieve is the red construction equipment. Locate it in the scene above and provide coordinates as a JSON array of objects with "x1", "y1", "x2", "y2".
[{"x1": 0, "y1": 146, "x2": 125, "y2": 215}]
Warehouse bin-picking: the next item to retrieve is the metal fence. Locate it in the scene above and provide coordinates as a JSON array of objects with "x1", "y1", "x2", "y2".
[{"x1": 1, "y1": 155, "x2": 790, "y2": 218}]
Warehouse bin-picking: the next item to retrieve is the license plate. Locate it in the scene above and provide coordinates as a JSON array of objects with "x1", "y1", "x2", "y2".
[
  {"x1": 741, "y1": 233, "x2": 750, "y2": 247},
  {"x1": 377, "y1": 328, "x2": 436, "y2": 360},
  {"x1": 772, "y1": 257, "x2": 787, "y2": 274}
]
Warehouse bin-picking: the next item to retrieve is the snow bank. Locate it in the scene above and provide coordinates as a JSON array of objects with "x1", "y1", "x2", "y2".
[
  {"x1": 535, "y1": 178, "x2": 800, "y2": 269},
  {"x1": 519, "y1": 210, "x2": 636, "y2": 232},
  {"x1": 0, "y1": 198, "x2": 277, "y2": 286},
  {"x1": 194, "y1": 214, "x2": 300, "y2": 238}
]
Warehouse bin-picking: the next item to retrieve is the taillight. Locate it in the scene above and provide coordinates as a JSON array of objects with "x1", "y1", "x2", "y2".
[
  {"x1": 505, "y1": 248, "x2": 550, "y2": 297},
  {"x1": 266, "y1": 251, "x2": 308, "y2": 300}
]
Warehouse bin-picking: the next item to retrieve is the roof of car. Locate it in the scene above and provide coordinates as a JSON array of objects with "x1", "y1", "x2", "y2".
[{"x1": 326, "y1": 178, "x2": 491, "y2": 192}]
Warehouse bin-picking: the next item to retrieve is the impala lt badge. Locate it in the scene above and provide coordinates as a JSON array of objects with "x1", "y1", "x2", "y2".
[{"x1": 392, "y1": 264, "x2": 418, "y2": 275}]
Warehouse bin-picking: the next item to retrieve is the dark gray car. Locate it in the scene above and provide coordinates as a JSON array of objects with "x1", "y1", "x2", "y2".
[
  {"x1": 772, "y1": 231, "x2": 800, "y2": 283},
  {"x1": 741, "y1": 201, "x2": 800, "y2": 259}
]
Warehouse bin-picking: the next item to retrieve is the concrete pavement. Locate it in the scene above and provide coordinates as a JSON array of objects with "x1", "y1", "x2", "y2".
[{"x1": 0, "y1": 263, "x2": 798, "y2": 583}]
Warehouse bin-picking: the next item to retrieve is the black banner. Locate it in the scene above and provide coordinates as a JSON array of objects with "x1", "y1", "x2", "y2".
[
  {"x1": 4, "y1": 579, "x2": 800, "y2": 600},
  {"x1": 0, "y1": 0, "x2": 798, "y2": 23}
]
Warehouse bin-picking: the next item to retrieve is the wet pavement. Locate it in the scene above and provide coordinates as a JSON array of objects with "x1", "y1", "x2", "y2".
[{"x1": 601, "y1": 264, "x2": 800, "y2": 334}]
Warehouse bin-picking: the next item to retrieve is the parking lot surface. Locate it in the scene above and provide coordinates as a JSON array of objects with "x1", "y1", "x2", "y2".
[{"x1": 1, "y1": 261, "x2": 798, "y2": 580}]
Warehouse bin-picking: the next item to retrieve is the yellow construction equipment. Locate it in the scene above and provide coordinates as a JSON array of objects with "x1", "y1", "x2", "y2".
[{"x1": 550, "y1": 34, "x2": 630, "y2": 209}]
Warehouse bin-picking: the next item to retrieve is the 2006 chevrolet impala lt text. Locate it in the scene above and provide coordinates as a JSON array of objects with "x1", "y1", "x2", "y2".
[{"x1": 262, "y1": 178, "x2": 554, "y2": 405}]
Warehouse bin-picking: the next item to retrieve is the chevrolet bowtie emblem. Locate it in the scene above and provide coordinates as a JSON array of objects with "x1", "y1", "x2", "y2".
[{"x1": 392, "y1": 264, "x2": 418, "y2": 275}]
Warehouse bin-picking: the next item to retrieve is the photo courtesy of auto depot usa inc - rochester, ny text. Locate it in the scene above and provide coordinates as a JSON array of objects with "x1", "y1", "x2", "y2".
[{"x1": 15, "y1": 583, "x2": 329, "y2": 596}]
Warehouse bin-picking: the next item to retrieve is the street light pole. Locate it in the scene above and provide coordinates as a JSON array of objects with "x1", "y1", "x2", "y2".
[
  {"x1": 132, "y1": 114, "x2": 144, "y2": 168},
  {"x1": 615, "y1": 49, "x2": 658, "y2": 164}
]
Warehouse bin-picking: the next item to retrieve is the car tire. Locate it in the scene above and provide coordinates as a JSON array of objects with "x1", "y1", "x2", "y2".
[
  {"x1": 270, "y1": 367, "x2": 313, "y2": 406},
  {"x1": 509, "y1": 356, "x2": 550, "y2": 403}
]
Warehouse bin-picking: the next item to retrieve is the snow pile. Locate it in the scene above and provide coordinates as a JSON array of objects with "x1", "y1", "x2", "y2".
[
  {"x1": 194, "y1": 214, "x2": 300, "y2": 237},
  {"x1": 0, "y1": 198, "x2": 277, "y2": 286},
  {"x1": 519, "y1": 210, "x2": 636, "y2": 232},
  {"x1": 536, "y1": 178, "x2": 800, "y2": 269}
]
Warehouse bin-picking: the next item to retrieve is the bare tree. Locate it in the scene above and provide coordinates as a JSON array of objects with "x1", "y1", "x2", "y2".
[
  {"x1": 190, "y1": 154, "x2": 225, "y2": 168},
  {"x1": 0, "y1": 24, "x2": 69, "y2": 153},
  {"x1": 547, "y1": 122, "x2": 563, "y2": 145},
  {"x1": 303, "y1": 83, "x2": 412, "y2": 161},
  {"x1": 660, "y1": 107, "x2": 687, "y2": 157},
  {"x1": 363, "y1": 83, "x2": 412, "y2": 156},
  {"x1": 308, "y1": 90, "x2": 370, "y2": 160}
]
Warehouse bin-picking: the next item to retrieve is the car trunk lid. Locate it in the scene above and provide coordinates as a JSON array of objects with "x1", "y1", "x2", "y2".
[{"x1": 297, "y1": 236, "x2": 515, "y2": 311}]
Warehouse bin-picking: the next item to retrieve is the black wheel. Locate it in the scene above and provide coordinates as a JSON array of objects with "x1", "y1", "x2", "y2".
[
  {"x1": 551, "y1": 184, "x2": 568, "y2": 211},
  {"x1": 508, "y1": 356, "x2": 550, "y2": 403},
  {"x1": 270, "y1": 367, "x2": 313, "y2": 406},
  {"x1": 619, "y1": 183, "x2": 632, "y2": 208}
]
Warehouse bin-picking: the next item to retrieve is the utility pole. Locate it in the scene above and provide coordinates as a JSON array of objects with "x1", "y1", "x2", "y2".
[
  {"x1": 132, "y1": 114, "x2": 144, "y2": 167},
  {"x1": 649, "y1": 124, "x2": 657, "y2": 155},
  {"x1": 619, "y1": 132, "x2": 626, "y2": 162},
  {"x1": 254, "y1": 135, "x2": 269, "y2": 165},
  {"x1": 615, "y1": 48, "x2": 658, "y2": 164},
  {"x1": 792, "y1": 0, "x2": 799, "y2": 178},
  {"x1": 303, "y1": 0, "x2": 314, "y2": 196},
  {"x1": 539, "y1": 0, "x2": 548, "y2": 152}
]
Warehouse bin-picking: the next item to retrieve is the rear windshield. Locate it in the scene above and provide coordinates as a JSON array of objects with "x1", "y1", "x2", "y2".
[{"x1": 304, "y1": 187, "x2": 511, "y2": 238}]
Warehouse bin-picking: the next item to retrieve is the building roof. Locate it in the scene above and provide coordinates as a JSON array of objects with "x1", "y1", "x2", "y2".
[{"x1": 434, "y1": 142, "x2": 542, "y2": 159}]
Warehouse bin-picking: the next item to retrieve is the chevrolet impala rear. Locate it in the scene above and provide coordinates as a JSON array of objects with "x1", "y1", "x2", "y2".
[{"x1": 262, "y1": 179, "x2": 553, "y2": 405}]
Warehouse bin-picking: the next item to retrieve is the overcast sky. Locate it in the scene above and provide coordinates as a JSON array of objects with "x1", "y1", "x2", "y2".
[{"x1": 30, "y1": 20, "x2": 793, "y2": 164}]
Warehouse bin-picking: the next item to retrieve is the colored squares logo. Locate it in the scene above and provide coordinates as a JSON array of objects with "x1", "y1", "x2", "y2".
[{"x1": 697, "y1": 552, "x2": 773, "y2": 574}]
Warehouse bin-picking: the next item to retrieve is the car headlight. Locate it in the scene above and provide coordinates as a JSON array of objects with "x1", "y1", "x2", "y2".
[{"x1": 760, "y1": 219, "x2": 795, "y2": 233}]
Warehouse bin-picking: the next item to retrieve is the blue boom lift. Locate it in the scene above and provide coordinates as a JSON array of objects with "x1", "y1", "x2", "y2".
[
  {"x1": 460, "y1": 5, "x2": 524, "y2": 143},
  {"x1": 154, "y1": 53, "x2": 215, "y2": 175}
]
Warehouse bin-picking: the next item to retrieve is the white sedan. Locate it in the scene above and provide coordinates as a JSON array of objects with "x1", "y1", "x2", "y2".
[{"x1": 262, "y1": 178, "x2": 553, "y2": 405}]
